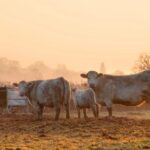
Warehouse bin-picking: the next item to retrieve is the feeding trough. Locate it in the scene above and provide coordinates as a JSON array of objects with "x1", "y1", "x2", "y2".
[{"x1": 0, "y1": 87, "x2": 30, "y2": 113}]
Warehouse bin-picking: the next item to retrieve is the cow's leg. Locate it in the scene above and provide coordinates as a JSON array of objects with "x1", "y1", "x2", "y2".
[
  {"x1": 37, "y1": 104, "x2": 44, "y2": 120},
  {"x1": 83, "y1": 108, "x2": 88, "y2": 120},
  {"x1": 107, "y1": 107, "x2": 112, "y2": 118},
  {"x1": 105, "y1": 99, "x2": 113, "y2": 118},
  {"x1": 96, "y1": 104, "x2": 99, "y2": 118},
  {"x1": 6, "y1": 106, "x2": 11, "y2": 114},
  {"x1": 91, "y1": 105, "x2": 98, "y2": 118},
  {"x1": 77, "y1": 107, "x2": 81, "y2": 119},
  {"x1": 55, "y1": 105, "x2": 61, "y2": 121},
  {"x1": 25, "y1": 105, "x2": 30, "y2": 114},
  {"x1": 65, "y1": 103, "x2": 70, "y2": 119},
  {"x1": 33, "y1": 102, "x2": 43, "y2": 120}
]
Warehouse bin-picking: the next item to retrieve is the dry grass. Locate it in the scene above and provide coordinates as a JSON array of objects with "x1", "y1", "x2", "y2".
[{"x1": 0, "y1": 111, "x2": 150, "y2": 150}]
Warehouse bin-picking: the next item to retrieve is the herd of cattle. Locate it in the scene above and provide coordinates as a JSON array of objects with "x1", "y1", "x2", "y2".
[{"x1": 12, "y1": 70, "x2": 150, "y2": 120}]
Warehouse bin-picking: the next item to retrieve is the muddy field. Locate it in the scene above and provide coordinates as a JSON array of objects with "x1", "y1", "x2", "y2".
[{"x1": 0, "y1": 111, "x2": 150, "y2": 150}]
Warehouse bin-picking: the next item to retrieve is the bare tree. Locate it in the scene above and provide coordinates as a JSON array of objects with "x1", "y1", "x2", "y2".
[{"x1": 133, "y1": 53, "x2": 150, "y2": 72}]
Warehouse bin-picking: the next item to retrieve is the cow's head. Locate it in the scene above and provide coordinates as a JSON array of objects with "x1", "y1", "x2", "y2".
[
  {"x1": 13, "y1": 81, "x2": 34, "y2": 96},
  {"x1": 80, "y1": 71, "x2": 103, "y2": 90}
]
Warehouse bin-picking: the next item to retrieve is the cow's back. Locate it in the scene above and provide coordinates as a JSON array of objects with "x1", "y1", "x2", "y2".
[
  {"x1": 35, "y1": 77, "x2": 71, "y2": 106},
  {"x1": 95, "y1": 70, "x2": 150, "y2": 106},
  {"x1": 74, "y1": 88, "x2": 96, "y2": 107}
]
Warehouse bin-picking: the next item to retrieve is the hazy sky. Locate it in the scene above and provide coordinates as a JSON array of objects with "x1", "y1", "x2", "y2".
[{"x1": 0, "y1": 0, "x2": 150, "y2": 73}]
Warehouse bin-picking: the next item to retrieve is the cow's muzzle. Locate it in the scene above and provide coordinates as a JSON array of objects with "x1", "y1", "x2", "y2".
[
  {"x1": 89, "y1": 84, "x2": 96, "y2": 90},
  {"x1": 19, "y1": 93, "x2": 25, "y2": 97}
]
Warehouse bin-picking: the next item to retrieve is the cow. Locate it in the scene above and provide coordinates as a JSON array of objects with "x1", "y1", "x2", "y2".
[
  {"x1": 72, "y1": 88, "x2": 99, "y2": 120},
  {"x1": 81, "y1": 70, "x2": 150, "y2": 117},
  {"x1": 13, "y1": 77, "x2": 71, "y2": 120}
]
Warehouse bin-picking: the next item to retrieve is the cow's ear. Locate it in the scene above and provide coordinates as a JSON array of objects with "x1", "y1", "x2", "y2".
[
  {"x1": 72, "y1": 87, "x2": 76, "y2": 92},
  {"x1": 97, "y1": 73, "x2": 103, "y2": 77},
  {"x1": 27, "y1": 82, "x2": 34, "y2": 88},
  {"x1": 13, "y1": 83, "x2": 18, "y2": 87},
  {"x1": 80, "y1": 73, "x2": 87, "y2": 78}
]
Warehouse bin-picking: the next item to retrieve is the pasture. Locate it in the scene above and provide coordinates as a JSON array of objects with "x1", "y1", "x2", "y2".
[{"x1": 0, "y1": 109, "x2": 150, "y2": 150}]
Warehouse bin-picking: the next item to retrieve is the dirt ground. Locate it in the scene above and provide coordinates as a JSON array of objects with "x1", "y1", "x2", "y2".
[{"x1": 0, "y1": 110, "x2": 150, "y2": 150}]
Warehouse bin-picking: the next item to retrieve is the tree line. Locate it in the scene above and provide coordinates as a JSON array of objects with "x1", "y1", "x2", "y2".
[{"x1": 0, "y1": 52, "x2": 149, "y2": 84}]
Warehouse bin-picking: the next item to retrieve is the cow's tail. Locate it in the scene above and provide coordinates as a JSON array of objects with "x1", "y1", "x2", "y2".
[
  {"x1": 61, "y1": 77, "x2": 71, "y2": 119},
  {"x1": 95, "y1": 103, "x2": 99, "y2": 118}
]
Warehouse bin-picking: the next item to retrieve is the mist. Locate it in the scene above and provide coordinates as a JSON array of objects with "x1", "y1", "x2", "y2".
[{"x1": 0, "y1": 57, "x2": 84, "y2": 84}]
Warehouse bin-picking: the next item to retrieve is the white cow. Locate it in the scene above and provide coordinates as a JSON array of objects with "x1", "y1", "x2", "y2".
[
  {"x1": 72, "y1": 88, "x2": 99, "y2": 119},
  {"x1": 81, "y1": 70, "x2": 150, "y2": 117},
  {"x1": 14, "y1": 77, "x2": 71, "y2": 120}
]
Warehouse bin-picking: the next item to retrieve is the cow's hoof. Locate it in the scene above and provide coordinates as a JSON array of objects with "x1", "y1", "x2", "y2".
[
  {"x1": 54, "y1": 118, "x2": 59, "y2": 121},
  {"x1": 33, "y1": 118, "x2": 43, "y2": 121},
  {"x1": 105, "y1": 116, "x2": 114, "y2": 121},
  {"x1": 66, "y1": 116, "x2": 70, "y2": 119},
  {"x1": 84, "y1": 117, "x2": 90, "y2": 121},
  {"x1": 33, "y1": 119, "x2": 39, "y2": 122},
  {"x1": 95, "y1": 117, "x2": 99, "y2": 120}
]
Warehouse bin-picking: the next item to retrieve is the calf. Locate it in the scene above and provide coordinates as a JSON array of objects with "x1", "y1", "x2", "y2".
[{"x1": 72, "y1": 88, "x2": 99, "y2": 119}]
